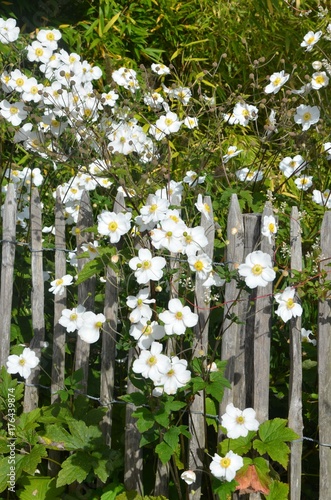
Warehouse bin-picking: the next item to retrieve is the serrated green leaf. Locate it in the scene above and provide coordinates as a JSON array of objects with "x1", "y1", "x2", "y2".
[
  {"x1": 155, "y1": 441, "x2": 173, "y2": 464},
  {"x1": 131, "y1": 407, "x2": 155, "y2": 433},
  {"x1": 154, "y1": 409, "x2": 170, "y2": 428},
  {"x1": 253, "y1": 419, "x2": 298, "y2": 468},
  {"x1": 265, "y1": 480, "x2": 289, "y2": 500},
  {"x1": 163, "y1": 427, "x2": 181, "y2": 451},
  {"x1": 211, "y1": 477, "x2": 237, "y2": 500},
  {"x1": 76, "y1": 258, "x2": 104, "y2": 284},
  {"x1": 17, "y1": 476, "x2": 65, "y2": 500},
  {"x1": 100, "y1": 481, "x2": 125, "y2": 500},
  {"x1": 56, "y1": 452, "x2": 93, "y2": 487},
  {"x1": 139, "y1": 428, "x2": 159, "y2": 447},
  {"x1": 120, "y1": 392, "x2": 146, "y2": 407},
  {"x1": 19, "y1": 444, "x2": 48, "y2": 475},
  {"x1": 219, "y1": 431, "x2": 255, "y2": 456},
  {"x1": 164, "y1": 399, "x2": 186, "y2": 412}
]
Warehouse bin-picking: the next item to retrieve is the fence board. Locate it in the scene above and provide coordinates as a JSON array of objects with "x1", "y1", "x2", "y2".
[
  {"x1": 220, "y1": 194, "x2": 244, "y2": 420},
  {"x1": 100, "y1": 191, "x2": 125, "y2": 445},
  {"x1": 50, "y1": 189, "x2": 67, "y2": 403},
  {"x1": 318, "y1": 210, "x2": 331, "y2": 498},
  {"x1": 0, "y1": 184, "x2": 17, "y2": 368},
  {"x1": 188, "y1": 196, "x2": 214, "y2": 499},
  {"x1": 288, "y1": 206, "x2": 303, "y2": 499},
  {"x1": 253, "y1": 203, "x2": 274, "y2": 423},
  {"x1": 74, "y1": 191, "x2": 96, "y2": 394},
  {"x1": 24, "y1": 188, "x2": 45, "y2": 411}
]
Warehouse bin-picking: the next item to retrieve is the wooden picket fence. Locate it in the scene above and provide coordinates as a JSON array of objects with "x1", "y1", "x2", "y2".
[{"x1": 0, "y1": 183, "x2": 331, "y2": 499}]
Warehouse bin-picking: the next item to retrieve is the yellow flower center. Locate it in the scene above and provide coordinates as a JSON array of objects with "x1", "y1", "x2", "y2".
[
  {"x1": 303, "y1": 112, "x2": 312, "y2": 122},
  {"x1": 149, "y1": 204, "x2": 158, "y2": 212},
  {"x1": 165, "y1": 118, "x2": 174, "y2": 126},
  {"x1": 204, "y1": 203, "x2": 211, "y2": 212},
  {"x1": 70, "y1": 313, "x2": 77, "y2": 321},
  {"x1": 142, "y1": 260, "x2": 151, "y2": 269},
  {"x1": 19, "y1": 358, "x2": 26, "y2": 366},
  {"x1": 307, "y1": 36, "x2": 315, "y2": 45},
  {"x1": 108, "y1": 221, "x2": 118, "y2": 232},
  {"x1": 236, "y1": 415, "x2": 245, "y2": 425},
  {"x1": 175, "y1": 311, "x2": 183, "y2": 320},
  {"x1": 286, "y1": 298, "x2": 295, "y2": 309},
  {"x1": 252, "y1": 264, "x2": 263, "y2": 275},
  {"x1": 46, "y1": 32, "x2": 55, "y2": 41},
  {"x1": 268, "y1": 223, "x2": 275, "y2": 233},
  {"x1": 15, "y1": 78, "x2": 24, "y2": 87},
  {"x1": 143, "y1": 326, "x2": 152, "y2": 336},
  {"x1": 10, "y1": 107, "x2": 18, "y2": 115},
  {"x1": 220, "y1": 457, "x2": 231, "y2": 469},
  {"x1": 194, "y1": 260, "x2": 204, "y2": 271},
  {"x1": 35, "y1": 48, "x2": 44, "y2": 57},
  {"x1": 315, "y1": 75, "x2": 325, "y2": 85},
  {"x1": 56, "y1": 278, "x2": 63, "y2": 286},
  {"x1": 273, "y1": 77, "x2": 282, "y2": 86},
  {"x1": 95, "y1": 321, "x2": 103, "y2": 328},
  {"x1": 147, "y1": 355, "x2": 157, "y2": 366},
  {"x1": 167, "y1": 369, "x2": 175, "y2": 377},
  {"x1": 166, "y1": 231, "x2": 172, "y2": 237}
]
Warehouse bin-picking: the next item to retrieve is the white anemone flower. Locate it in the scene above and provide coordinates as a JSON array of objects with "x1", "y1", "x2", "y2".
[
  {"x1": 58, "y1": 305, "x2": 86, "y2": 332},
  {"x1": 181, "y1": 470, "x2": 196, "y2": 485},
  {"x1": 300, "y1": 31, "x2": 322, "y2": 52},
  {"x1": 77, "y1": 312, "x2": 106, "y2": 343},
  {"x1": 311, "y1": 71, "x2": 329, "y2": 90},
  {"x1": 275, "y1": 287, "x2": 303, "y2": 323},
  {"x1": 209, "y1": 451, "x2": 244, "y2": 482},
  {"x1": 129, "y1": 248, "x2": 166, "y2": 284},
  {"x1": 221, "y1": 403, "x2": 260, "y2": 439},
  {"x1": 312, "y1": 189, "x2": 331, "y2": 208},
  {"x1": 238, "y1": 251, "x2": 276, "y2": 289},
  {"x1": 97, "y1": 211, "x2": 131, "y2": 243},
  {"x1": 154, "y1": 111, "x2": 182, "y2": 135},
  {"x1": 6, "y1": 348, "x2": 39, "y2": 379},
  {"x1": 236, "y1": 168, "x2": 263, "y2": 182},
  {"x1": 0, "y1": 18, "x2": 20, "y2": 43},
  {"x1": 49, "y1": 274, "x2": 73, "y2": 295},
  {"x1": 279, "y1": 155, "x2": 307, "y2": 178},
  {"x1": 183, "y1": 170, "x2": 206, "y2": 187},
  {"x1": 155, "y1": 356, "x2": 191, "y2": 395},
  {"x1": 264, "y1": 70, "x2": 289, "y2": 94},
  {"x1": 301, "y1": 328, "x2": 316, "y2": 346},
  {"x1": 261, "y1": 215, "x2": 278, "y2": 244},
  {"x1": 195, "y1": 194, "x2": 212, "y2": 220},
  {"x1": 294, "y1": 105, "x2": 320, "y2": 131},
  {"x1": 159, "y1": 298, "x2": 198, "y2": 336},
  {"x1": 129, "y1": 319, "x2": 165, "y2": 350},
  {"x1": 223, "y1": 145, "x2": 243, "y2": 163},
  {"x1": 132, "y1": 341, "x2": 171, "y2": 382},
  {"x1": 188, "y1": 253, "x2": 213, "y2": 279},
  {"x1": 294, "y1": 176, "x2": 313, "y2": 191},
  {"x1": 126, "y1": 288, "x2": 155, "y2": 323},
  {"x1": 232, "y1": 102, "x2": 258, "y2": 126},
  {"x1": 151, "y1": 63, "x2": 170, "y2": 75}
]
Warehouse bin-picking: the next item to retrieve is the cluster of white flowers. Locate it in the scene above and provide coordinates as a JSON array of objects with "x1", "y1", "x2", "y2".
[{"x1": 58, "y1": 305, "x2": 106, "y2": 343}]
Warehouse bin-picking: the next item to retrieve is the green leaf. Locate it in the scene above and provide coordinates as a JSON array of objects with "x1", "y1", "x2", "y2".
[
  {"x1": 164, "y1": 399, "x2": 186, "y2": 412},
  {"x1": 253, "y1": 419, "x2": 299, "y2": 468},
  {"x1": 56, "y1": 452, "x2": 93, "y2": 487},
  {"x1": 265, "y1": 480, "x2": 289, "y2": 500},
  {"x1": 131, "y1": 407, "x2": 155, "y2": 433},
  {"x1": 206, "y1": 397, "x2": 218, "y2": 431},
  {"x1": 76, "y1": 258, "x2": 104, "y2": 284},
  {"x1": 211, "y1": 477, "x2": 237, "y2": 500},
  {"x1": 219, "y1": 431, "x2": 255, "y2": 456},
  {"x1": 139, "y1": 428, "x2": 159, "y2": 447},
  {"x1": 120, "y1": 392, "x2": 146, "y2": 407},
  {"x1": 163, "y1": 427, "x2": 181, "y2": 451},
  {"x1": 155, "y1": 441, "x2": 174, "y2": 464},
  {"x1": 100, "y1": 481, "x2": 125, "y2": 500},
  {"x1": 17, "y1": 476, "x2": 65, "y2": 500},
  {"x1": 19, "y1": 444, "x2": 48, "y2": 475}
]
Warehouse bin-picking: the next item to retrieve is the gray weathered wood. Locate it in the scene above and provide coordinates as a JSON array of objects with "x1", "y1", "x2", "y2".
[
  {"x1": 288, "y1": 206, "x2": 303, "y2": 500},
  {"x1": 51, "y1": 189, "x2": 67, "y2": 403},
  {"x1": 220, "y1": 194, "x2": 244, "y2": 421},
  {"x1": 253, "y1": 203, "x2": 274, "y2": 423},
  {"x1": 188, "y1": 196, "x2": 214, "y2": 499},
  {"x1": 124, "y1": 347, "x2": 144, "y2": 494},
  {"x1": 0, "y1": 184, "x2": 17, "y2": 368},
  {"x1": 318, "y1": 210, "x2": 331, "y2": 498},
  {"x1": 24, "y1": 188, "x2": 45, "y2": 411},
  {"x1": 74, "y1": 191, "x2": 95, "y2": 394},
  {"x1": 100, "y1": 192, "x2": 125, "y2": 445}
]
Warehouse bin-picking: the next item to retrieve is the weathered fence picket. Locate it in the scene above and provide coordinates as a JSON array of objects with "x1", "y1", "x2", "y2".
[
  {"x1": 288, "y1": 206, "x2": 303, "y2": 500},
  {"x1": 318, "y1": 210, "x2": 331, "y2": 499}
]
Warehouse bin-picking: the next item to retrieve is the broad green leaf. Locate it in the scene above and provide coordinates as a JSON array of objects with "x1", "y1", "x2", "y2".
[
  {"x1": 100, "y1": 481, "x2": 125, "y2": 500},
  {"x1": 56, "y1": 452, "x2": 93, "y2": 487},
  {"x1": 219, "y1": 431, "x2": 255, "y2": 456},
  {"x1": 163, "y1": 427, "x2": 181, "y2": 451},
  {"x1": 155, "y1": 441, "x2": 173, "y2": 464},
  {"x1": 266, "y1": 480, "x2": 289, "y2": 500},
  {"x1": 206, "y1": 397, "x2": 218, "y2": 430},
  {"x1": 131, "y1": 407, "x2": 155, "y2": 433},
  {"x1": 139, "y1": 428, "x2": 159, "y2": 447},
  {"x1": 211, "y1": 477, "x2": 237, "y2": 500},
  {"x1": 120, "y1": 392, "x2": 146, "y2": 407},
  {"x1": 19, "y1": 444, "x2": 48, "y2": 475},
  {"x1": 17, "y1": 476, "x2": 65, "y2": 500},
  {"x1": 253, "y1": 419, "x2": 299, "y2": 468},
  {"x1": 164, "y1": 399, "x2": 186, "y2": 413}
]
